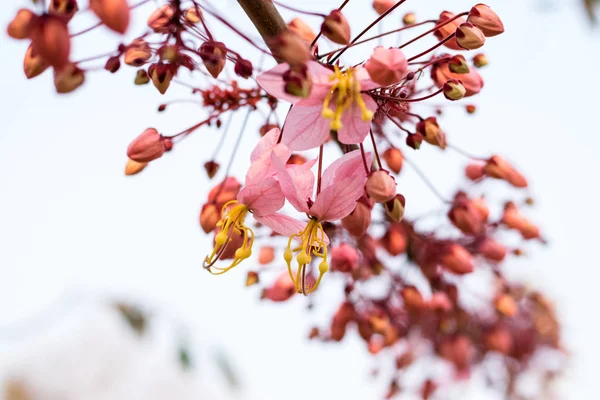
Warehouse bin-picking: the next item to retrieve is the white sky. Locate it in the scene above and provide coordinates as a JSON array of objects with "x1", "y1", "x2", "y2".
[{"x1": 1, "y1": 0, "x2": 599, "y2": 399}]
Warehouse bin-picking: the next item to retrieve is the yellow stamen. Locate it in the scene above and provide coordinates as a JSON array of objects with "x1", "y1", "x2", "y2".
[
  {"x1": 284, "y1": 219, "x2": 329, "y2": 295},
  {"x1": 320, "y1": 66, "x2": 374, "y2": 131},
  {"x1": 203, "y1": 200, "x2": 254, "y2": 275}
]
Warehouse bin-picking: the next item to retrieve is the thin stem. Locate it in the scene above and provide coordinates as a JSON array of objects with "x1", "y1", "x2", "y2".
[
  {"x1": 359, "y1": 143, "x2": 370, "y2": 174},
  {"x1": 317, "y1": 145, "x2": 324, "y2": 195},
  {"x1": 369, "y1": 128, "x2": 383, "y2": 169},
  {"x1": 406, "y1": 33, "x2": 455, "y2": 62},
  {"x1": 211, "y1": 112, "x2": 235, "y2": 160},
  {"x1": 372, "y1": 87, "x2": 443, "y2": 103},
  {"x1": 403, "y1": 154, "x2": 450, "y2": 204},
  {"x1": 272, "y1": 1, "x2": 326, "y2": 17},
  {"x1": 447, "y1": 143, "x2": 486, "y2": 161},
  {"x1": 399, "y1": 11, "x2": 468, "y2": 50}
]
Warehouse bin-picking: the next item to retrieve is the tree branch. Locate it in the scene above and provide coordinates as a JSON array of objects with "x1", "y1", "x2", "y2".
[{"x1": 237, "y1": 0, "x2": 287, "y2": 61}]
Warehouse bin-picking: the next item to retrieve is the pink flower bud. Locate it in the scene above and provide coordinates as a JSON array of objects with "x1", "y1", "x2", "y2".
[
  {"x1": 262, "y1": 272, "x2": 296, "y2": 302},
  {"x1": 7, "y1": 9, "x2": 38, "y2": 39},
  {"x1": 271, "y1": 30, "x2": 311, "y2": 66},
  {"x1": 364, "y1": 46, "x2": 408, "y2": 87},
  {"x1": 127, "y1": 128, "x2": 167, "y2": 162},
  {"x1": 380, "y1": 224, "x2": 406, "y2": 256},
  {"x1": 456, "y1": 22, "x2": 486, "y2": 50},
  {"x1": 31, "y1": 15, "x2": 70, "y2": 69},
  {"x1": 365, "y1": 170, "x2": 397, "y2": 203},
  {"x1": 434, "y1": 11, "x2": 466, "y2": 51},
  {"x1": 234, "y1": 58, "x2": 253, "y2": 79},
  {"x1": 342, "y1": 198, "x2": 372, "y2": 237},
  {"x1": 483, "y1": 156, "x2": 528, "y2": 188},
  {"x1": 283, "y1": 64, "x2": 313, "y2": 98},
  {"x1": 448, "y1": 193, "x2": 485, "y2": 235},
  {"x1": 479, "y1": 238, "x2": 507, "y2": 262},
  {"x1": 443, "y1": 79, "x2": 466, "y2": 101},
  {"x1": 468, "y1": 4, "x2": 504, "y2": 37},
  {"x1": 448, "y1": 55, "x2": 470, "y2": 74},
  {"x1": 382, "y1": 147, "x2": 403, "y2": 174},
  {"x1": 384, "y1": 194, "x2": 405, "y2": 222},
  {"x1": 53, "y1": 63, "x2": 85, "y2": 94},
  {"x1": 471, "y1": 197, "x2": 489, "y2": 221},
  {"x1": 330, "y1": 243, "x2": 360, "y2": 273},
  {"x1": 258, "y1": 246, "x2": 275, "y2": 265},
  {"x1": 23, "y1": 45, "x2": 49, "y2": 79},
  {"x1": 147, "y1": 4, "x2": 174, "y2": 33},
  {"x1": 199, "y1": 203, "x2": 219, "y2": 233},
  {"x1": 440, "y1": 244, "x2": 474, "y2": 275},
  {"x1": 49, "y1": 0, "x2": 79, "y2": 22},
  {"x1": 148, "y1": 63, "x2": 175, "y2": 95},
  {"x1": 321, "y1": 10, "x2": 351, "y2": 45},
  {"x1": 373, "y1": 0, "x2": 396, "y2": 15},
  {"x1": 401, "y1": 286, "x2": 424, "y2": 310},
  {"x1": 124, "y1": 39, "x2": 152, "y2": 66},
  {"x1": 104, "y1": 56, "x2": 120, "y2": 73},
  {"x1": 89, "y1": 0, "x2": 130, "y2": 34},
  {"x1": 287, "y1": 18, "x2": 316, "y2": 43},
  {"x1": 494, "y1": 294, "x2": 518, "y2": 317},
  {"x1": 502, "y1": 202, "x2": 540, "y2": 239},
  {"x1": 473, "y1": 53, "x2": 488, "y2": 68},
  {"x1": 405, "y1": 133, "x2": 423, "y2": 150},
  {"x1": 124, "y1": 158, "x2": 147, "y2": 176},
  {"x1": 199, "y1": 41, "x2": 227, "y2": 78},
  {"x1": 432, "y1": 62, "x2": 484, "y2": 97},
  {"x1": 416, "y1": 117, "x2": 446, "y2": 149},
  {"x1": 208, "y1": 177, "x2": 241, "y2": 210},
  {"x1": 465, "y1": 163, "x2": 485, "y2": 180}
]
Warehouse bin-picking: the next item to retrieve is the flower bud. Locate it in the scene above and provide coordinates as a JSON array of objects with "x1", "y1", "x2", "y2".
[
  {"x1": 473, "y1": 53, "x2": 488, "y2": 68},
  {"x1": 443, "y1": 79, "x2": 466, "y2": 101},
  {"x1": 403, "y1": 12, "x2": 416, "y2": 25},
  {"x1": 49, "y1": 0, "x2": 79, "y2": 21},
  {"x1": 330, "y1": 243, "x2": 360, "y2": 273},
  {"x1": 258, "y1": 246, "x2": 275, "y2": 265},
  {"x1": 184, "y1": 6, "x2": 202, "y2": 24},
  {"x1": 199, "y1": 41, "x2": 227, "y2": 78},
  {"x1": 428, "y1": 292, "x2": 453, "y2": 312},
  {"x1": 262, "y1": 272, "x2": 296, "y2": 302},
  {"x1": 341, "y1": 198, "x2": 372, "y2": 237},
  {"x1": 365, "y1": 170, "x2": 397, "y2": 203},
  {"x1": 104, "y1": 56, "x2": 121, "y2": 73},
  {"x1": 147, "y1": 4, "x2": 174, "y2": 33},
  {"x1": 494, "y1": 294, "x2": 517, "y2": 317},
  {"x1": 485, "y1": 325, "x2": 513, "y2": 354},
  {"x1": 434, "y1": 11, "x2": 466, "y2": 50},
  {"x1": 90, "y1": 0, "x2": 130, "y2": 34},
  {"x1": 31, "y1": 15, "x2": 70, "y2": 69},
  {"x1": 380, "y1": 224, "x2": 406, "y2": 256},
  {"x1": 416, "y1": 117, "x2": 446, "y2": 149},
  {"x1": 401, "y1": 286, "x2": 424, "y2": 310},
  {"x1": 287, "y1": 154, "x2": 308, "y2": 165},
  {"x1": 465, "y1": 104, "x2": 477, "y2": 114},
  {"x1": 405, "y1": 133, "x2": 423, "y2": 150},
  {"x1": 373, "y1": 0, "x2": 396, "y2": 15},
  {"x1": 468, "y1": 4, "x2": 504, "y2": 37},
  {"x1": 127, "y1": 128, "x2": 167, "y2": 162},
  {"x1": 124, "y1": 158, "x2": 147, "y2": 176},
  {"x1": 448, "y1": 55, "x2": 470, "y2": 74},
  {"x1": 246, "y1": 271, "x2": 259, "y2": 286},
  {"x1": 321, "y1": 10, "x2": 351, "y2": 45},
  {"x1": 148, "y1": 63, "x2": 175, "y2": 95},
  {"x1": 384, "y1": 194, "x2": 405, "y2": 222},
  {"x1": 440, "y1": 244, "x2": 474, "y2": 275},
  {"x1": 287, "y1": 18, "x2": 316, "y2": 43},
  {"x1": 199, "y1": 203, "x2": 219, "y2": 233},
  {"x1": 502, "y1": 202, "x2": 540, "y2": 240},
  {"x1": 484, "y1": 156, "x2": 527, "y2": 188},
  {"x1": 439, "y1": 335, "x2": 474, "y2": 370},
  {"x1": 456, "y1": 22, "x2": 486, "y2": 50},
  {"x1": 124, "y1": 39, "x2": 152, "y2": 66},
  {"x1": 23, "y1": 45, "x2": 49, "y2": 79},
  {"x1": 134, "y1": 69, "x2": 150, "y2": 85},
  {"x1": 271, "y1": 30, "x2": 311, "y2": 66},
  {"x1": 208, "y1": 177, "x2": 241, "y2": 209},
  {"x1": 283, "y1": 64, "x2": 312, "y2": 98},
  {"x1": 465, "y1": 163, "x2": 484, "y2": 180},
  {"x1": 479, "y1": 238, "x2": 507, "y2": 262},
  {"x1": 448, "y1": 193, "x2": 484, "y2": 234},
  {"x1": 7, "y1": 9, "x2": 38, "y2": 39},
  {"x1": 234, "y1": 58, "x2": 253, "y2": 79},
  {"x1": 53, "y1": 64, "x2": 85, "y2": 94},
  {"x1": 204, "y1": 161, "x2": 220, "y2": 178},
  {"x1": 432, "y1": 62, "x2": 484, "y2": 97},
  {"x1": 382, "y1": 147, "x2": 403, "y2": 174},
  {"x1": 364, "y1": 46, "x2": 408, "y2": 86}
]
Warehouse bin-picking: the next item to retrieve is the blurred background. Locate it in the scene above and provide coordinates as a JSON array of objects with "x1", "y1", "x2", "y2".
[{"x1": 1, "y1": 0, "x2": 599, "y2": 399}]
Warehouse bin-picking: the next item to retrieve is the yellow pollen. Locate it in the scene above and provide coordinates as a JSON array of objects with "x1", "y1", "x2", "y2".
[
  {"x1": 321, "y1": 66, "x2": 374, "y2": 131},
  {"x1": 203, "y1": 200, "x2": 254, "y2": 275},
  {"x1": 284, "y1": 219, "x2": 329, "y2": 295}
]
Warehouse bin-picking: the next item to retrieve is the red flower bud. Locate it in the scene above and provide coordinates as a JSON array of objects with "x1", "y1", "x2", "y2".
[
  {"x1": 49, "y1": 0, "x2": 79, "y2": 22},
  {"x1": 89, "y1": 0, "x2": 130, "y2": 34},
  {"x1": 321, "y1": 10, "x2": 351, "y2": 45},
  {"x1": 184, "y1": 6, "x2": 202, "y2": 24},
  {"x1": 283, "y1": 64, "x2": 313, "y2": 98},
  {"x1": 456, "y1": 22, "x2": 486, "y2": 50},
  {"x1": 246, "y1": 271, "x2": 259, "y2": 287},
  {"x1": 448, "y1": 193, "x2": 485, "y2": 235},
  {"x1": 148, "y1": 62, "x2": 175, "y2": 95},
  {"x1": 434, "y1": 11, "x2": 466, "y2": 51},
  {"x1": 479, "y1": 238, "x2": 507, "y2": 262},
  {"x1": 373, "y1": 0, "x2": 396, "y2": 15},
  {"x1": 23, "y1": 45, "x2": 50, "y2": 79},
  {"x1": 147, "y1": 4, "x2": 174, "y2": 33},
  {"x1": 271, "y1": 30, "x2": 311, "y2": 66},
  {"x1": 53, "y1": 63, "x2": 85, "y2": 94},
  {"x1": 448, "y1": 55, "x2": 470, "y2": 74},
  {"x1": 468, "y1": 4, "x2": 505, "y2": 37},
  {"x1": 473, "y1": 53, "x2": 488, "y2": 68},
  {"x1": 234, "y1": 58, "x2": 253, "y2": 79},
  {"x1": 443, "y1": 79, "x2": 466, "y2": 101},
  {"x1": 262, "y1": 272, "x2": 296, "y2": 302},
  {"x1": 199, "y1": 203, "x2": 219, "y2": 233},
  {"x1": 134, "y1": 69, "x2": 150, "y2": 85},
  {"x1": 416, "y1": 117, "x2": 446, "y2": 149},
  {"x1": 199, "y1": 41, "x2": 227, "y2": 79},
  {"x1": 502, "y1": 202, "x2": 540, "y2": 239},
  {"x1": 380, "y1": 224, "x2": 406, "y2": 256},
  {"x1": 31, "y1": 15, "x2": 70, "y2": 69},
  {"x1": 406, "y1": 133, "x2": 423, "y2": 149},
  {"x1": 465, "y1": 163, "x2": 484, "y2": 180},
  {"x1": 204, "y1": 161, "x2": 220, "y2": 179},
  {"x1": 440, "y1": 244, "x2": 474, "y2": 274},
  {"x1": 104, "y1": 56, "x2": 121, "y2": 73},
  {"x1": 7, "y1": 9, "x2": 38, "y2": 39},
  {"x1": 127, "y1": 128, "x2": 167, "y2": 163},
  {"x1": 365, "y1": 170, "x2": 397, "y2": 203},
  {"x1": 403, "y1": 12, "x2": 416, "y2": 25},
  {"x1": 384, "y1": 194, "x2": 405, "y2": 222},
  {"x1": 382, "y1": 147, "x2": 403, "y2": 174},
  {"x1": 124, "y1": 39, "x2": 152, "y2": 66},
  {"x1": 341, "y1": 198, "x2": 372, "y2": 237},
  {"x1": 287, "y1": 18, "x2": 316, "y2": 43},
  {"x1": 483, "y1": 156, "x2": 528, "y2": 188},
  {"x1": 364, "y1": 46, "x2": 408, "y2": 86},
  {"x1": 207, "y1": 177, "x2": 241, "y2": 210},
  {"x1": 432, "y1": 61, "x2": 484, "y2": 97},
  {"x1": 258, "y1": 246, "x2": 275, "y2": 265},
  {"x1": 330, "y1": 244, "x2": 360, "y2": 273}
]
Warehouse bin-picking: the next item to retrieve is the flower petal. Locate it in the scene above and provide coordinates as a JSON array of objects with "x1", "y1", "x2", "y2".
[
  {"x1": 257, "y1": 63, "x2": 303, "y2": 104},
  {"x1": 356, "y1": 66, "x2": 382, "y2": 90},
  {"x1": 255, "y1": 213, "x2": 306, "y2": 236},
  {"x1": 246, "y1": 143, "x2": 291, "y2": 185},
  {"x1": 271, "y1": 153, "x2": 314, "y2": 214},
  {"x1": 281, "y1": 103, "x2": 331, "y2": 151},
  {"x1": 336, "y1": 94, "x2": 377, "y2": 145},
  {"x1": 237, "y1": 177, "x2": 285, "y2": 216},
  {"x1": 251, "y1": 128, "x2": 279, "y2": 162}
]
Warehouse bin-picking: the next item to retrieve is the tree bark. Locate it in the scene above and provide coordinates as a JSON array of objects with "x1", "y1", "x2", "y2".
[{"x1": 237, "y1": 0, "x2": 287, "y2": 60}]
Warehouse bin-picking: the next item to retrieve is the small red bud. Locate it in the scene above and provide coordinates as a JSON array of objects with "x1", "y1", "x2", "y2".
[
  {"x1": 456, "y1": 22, "x2": 486, "y2": 50},
  {"x1": 365, "y1": 170, "x2": 397, "y2": 203},
  {"x1": 382, "y1": 147, "x2": 403, "y2": 174},
  {"x1": 90, "y1": 0, "x2": 130, "y2": 34},
  {"x1": 104, "y1": 56, "x2": 121, "y2": 73},
  {"x1": 127, "y1": 128, "x2": 166, "y2": 163},
  {"x1": 468, "y1": 4, "x2": 505, "y2": 37},
  {"x1": 406, "y1": 133, "x2": 423, "y2": 150},
  {"x1": 199, "y1": 41, "x2": 227, "y2": 79},
  {"x1": 147, "y1": 4, "x2": 174, "y2": 33},
  {"x1": 7, "y1": 9, "x2": 38, "y2": 39},
  {"x1": 23, "y1": 45, "x2": 50, "y2": 79},
  {"x1": 234, "y1": 58, "x2": 253, "y2": 79},
  {"x1": 53, "y1": 64, "x2": 85, "y2": 94},
  {"x1": 31, "y1": 15, "x2": 70, "y2": 69},
  {"x1": 204, "y1": 161, "x2": 220, "y2": 179},
  {"x1": 321, "y1": 10, "x2": 351, "y2": 45}
]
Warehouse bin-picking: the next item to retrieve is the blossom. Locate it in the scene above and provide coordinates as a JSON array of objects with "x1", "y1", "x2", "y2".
[
  {"x1": 257, "y1": 61, "x2": 378, "y2": 150},
  {"x1": 270, "y1": 149, "x2": 372, "y2": 293},
  {"x1": 203, "y1": 128, "x2": 294, "y2": 274}
]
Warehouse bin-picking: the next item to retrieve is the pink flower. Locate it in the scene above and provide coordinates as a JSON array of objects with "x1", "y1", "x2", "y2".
[
  {"x1": 204, "y1": 128, "x2": 292, "y2": 274},
  {"x1": 257, "y1": 61, "x2": 378, "y2": 150},
  {"x1": 364, "y1": 46, "x2": 408, "y2": 87}
]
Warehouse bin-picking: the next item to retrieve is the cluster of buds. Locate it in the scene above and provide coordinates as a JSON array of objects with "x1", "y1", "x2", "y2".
[{"x1": 7, "y1": 1, "x2": 564, "y2": 399}]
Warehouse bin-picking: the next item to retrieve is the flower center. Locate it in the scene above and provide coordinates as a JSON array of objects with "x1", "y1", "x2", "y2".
[
  {"x1": 321, "y1": 66, "x2": 374, "y2": 131},
  {"x1": 203, "y1": 200, "x2": 254, "y2": 275},
  {"x1": 283, "y1": 218, "x2": 329, "y2": 295}
]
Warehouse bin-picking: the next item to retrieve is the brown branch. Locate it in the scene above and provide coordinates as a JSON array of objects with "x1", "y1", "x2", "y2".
[{"x1": 237, "y1": 0, "x2": 287, "y2": 61}]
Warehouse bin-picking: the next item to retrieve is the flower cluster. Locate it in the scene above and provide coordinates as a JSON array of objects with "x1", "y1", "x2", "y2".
[{"x1": 7, "y1": 0, "x2": 565, "y2": 398}]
